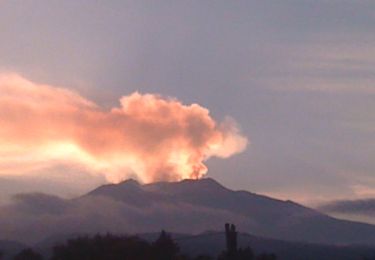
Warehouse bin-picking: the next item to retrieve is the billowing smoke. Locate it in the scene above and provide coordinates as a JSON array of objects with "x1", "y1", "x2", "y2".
[{"x1": 0, "y1": 73, "x2": 247, "y2": 183}]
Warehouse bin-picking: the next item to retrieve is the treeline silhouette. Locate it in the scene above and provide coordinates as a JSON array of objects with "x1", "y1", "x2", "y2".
[{"x1": 4, "y1": 231, "x2": 276, "y2": 260}]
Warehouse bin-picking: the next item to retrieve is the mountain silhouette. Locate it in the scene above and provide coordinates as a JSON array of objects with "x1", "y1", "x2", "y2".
[
  {"x1": 86, "y1": 178, "x2": 375, "y2": 245},
  {"x1": 2, "y1": 178, "x2": 375, "y2": 246},
  {"x1": 0, "y1": 240, "x2": 27, "y2": 259}
]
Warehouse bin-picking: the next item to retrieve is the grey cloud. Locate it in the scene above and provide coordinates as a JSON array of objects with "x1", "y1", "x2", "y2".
[
  {"x1": 319, "y1": 199, "x2": 375, "y2": 215},
  {"x1": 11, "y1": 193, "x2": 69, "y2": 215}
]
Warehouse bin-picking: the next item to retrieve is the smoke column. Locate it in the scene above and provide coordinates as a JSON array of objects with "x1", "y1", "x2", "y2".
[{"x1": 0, "y1": 73, "x2": 247, "y2": 183}]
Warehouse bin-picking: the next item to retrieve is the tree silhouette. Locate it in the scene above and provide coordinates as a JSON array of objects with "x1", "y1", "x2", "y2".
[
  {"x1": 193, "y1": 255, "x2": 214, "y2": 260},
  {"x1": 152, "y1": 230, "x2": 180, "y2": 260},
  {"x1": 47, "y1": 230, "x2": 276, "y2": 260},
  {"x1": 218, "y1": 245, "x2": 276, "y2": 260},
  {"x1": 256, "y1": 253, "x2": 276, "y2": 260},
  {"x1": 218, "y1": 246, "x2": 255, "y2": 260},
  {"x1": 13, "y1": 248, "x2": 43, "y2": 260},
  {"x1": 238, "y1": 247, "x2": 255, "y2": 260},
  {"x1": 50, "y1": 232, "x2": 190, "y2": 260},
  {"x1": 51, "y1": 234, "x2": 152, "y2": 260}
]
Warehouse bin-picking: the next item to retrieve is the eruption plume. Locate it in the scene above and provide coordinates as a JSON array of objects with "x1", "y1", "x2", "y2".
[{"x1": 0, "y1": 74, "x2": 247, "y2": 183}]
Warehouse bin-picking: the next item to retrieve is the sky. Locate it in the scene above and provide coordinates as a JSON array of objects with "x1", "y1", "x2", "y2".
[{"x1": 0, "y1": 0, "x2": 374, "y2": 214}]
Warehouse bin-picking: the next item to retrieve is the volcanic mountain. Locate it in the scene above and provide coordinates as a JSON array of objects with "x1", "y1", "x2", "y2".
[
  {"x1": 87, "y1": 178, "x2": 375, "y2": 245},
  {"x1": 2, "y1": 178, "x2": 375, "y2": 246}
]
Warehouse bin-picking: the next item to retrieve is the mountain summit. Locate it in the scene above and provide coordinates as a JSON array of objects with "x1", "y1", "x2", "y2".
[
  {"x1": 2, "y1": 178, "x2": 375, "y2": 245},
  {"x1": 86, "y1": 178, "x2": 375, "y2": 245}
]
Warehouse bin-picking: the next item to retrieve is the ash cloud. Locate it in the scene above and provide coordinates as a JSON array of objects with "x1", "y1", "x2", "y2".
[{"x1": 0, "y1": 73, "x2": 247, "y2": 183}]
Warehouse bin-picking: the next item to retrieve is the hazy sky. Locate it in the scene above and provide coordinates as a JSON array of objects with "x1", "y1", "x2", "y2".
[{"x1": 0, "y1": 0, "x2": 374, "y2": 206}]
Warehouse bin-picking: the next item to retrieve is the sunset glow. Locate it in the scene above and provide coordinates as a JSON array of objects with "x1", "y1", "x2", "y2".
[{"x1": 0, "y1": 74, "x2": 247, "y2": 183}]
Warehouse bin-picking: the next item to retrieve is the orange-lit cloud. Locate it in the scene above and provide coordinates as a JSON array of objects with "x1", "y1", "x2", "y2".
[{"x1": 0, "y1": 73, "x2": 247, "y2": 183}]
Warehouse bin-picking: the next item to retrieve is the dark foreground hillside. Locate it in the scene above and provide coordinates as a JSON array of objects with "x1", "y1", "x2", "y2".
[
  {"x1": 3, "y1": 228, "x2": 375, "y2": 260},
  {"x1": 1, "y1": 231, "x2": 276, "y2": 260},
  {"x1": 176, "y1": 231, "x2": 375, "y2": 260}
]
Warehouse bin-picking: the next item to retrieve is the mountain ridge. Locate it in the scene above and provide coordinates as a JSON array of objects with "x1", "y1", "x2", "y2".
[
  {"x1": 2, "y1": 178, "x2": 375, "y2": 246},
  {"x1": 84, "y1": 178, "x2": 375, "y2": 245}
]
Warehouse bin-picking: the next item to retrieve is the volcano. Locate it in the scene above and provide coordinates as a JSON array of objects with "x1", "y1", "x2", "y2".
[
  {"x1": 2, "y1": 178, "x2": 375, "y2": 246},
  {"x1": 87, "y1": 178, "x2": 375, "y2": 245}
]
